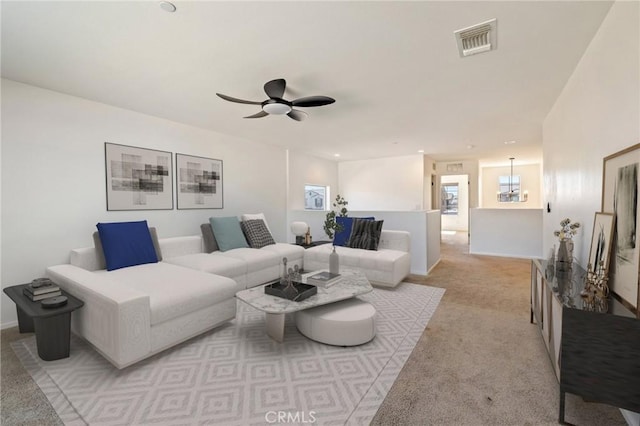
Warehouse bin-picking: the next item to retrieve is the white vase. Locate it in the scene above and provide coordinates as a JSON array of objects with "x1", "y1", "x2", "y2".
[{"x1": 329, "y1": 246, "x2": 339, "y2": 274}]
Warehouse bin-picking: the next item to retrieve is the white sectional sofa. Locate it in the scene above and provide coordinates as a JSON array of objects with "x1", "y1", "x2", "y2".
[
  {"x1": 46, "y1": 232, "x2": 304, "y2": 369},
  {"x1": 45, "y1": 221, "x2": 409, "y2": 368},
  {"x1": 303, "y1": 230, "x2": 411, "y2": 287}
]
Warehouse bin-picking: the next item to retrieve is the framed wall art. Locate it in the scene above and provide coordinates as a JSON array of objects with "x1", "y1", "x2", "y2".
[
  {"x1": 587, "y1": 212, "x2": 615, "y2": 275},
  {"x1": 105, "y1": 142, "x2": 173, "y2": 211},
  {"x1": 176, "y1": 153, "x2": 223, "y2": 209},
  {"x1": 601, "y1": 143, "x2": 640, "y2": 316}
]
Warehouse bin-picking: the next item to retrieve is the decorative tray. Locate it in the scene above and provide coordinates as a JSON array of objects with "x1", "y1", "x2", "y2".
[{"x1": 265, "y1": 281, "x2": 317, "y2": 302}]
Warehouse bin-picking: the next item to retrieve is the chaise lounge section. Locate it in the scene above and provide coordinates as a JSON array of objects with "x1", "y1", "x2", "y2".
[
  {"x1": 47, "y1": 250, "x2": 238, "y2": 369},
  {"x1": 303, "y1": 230, "x2": 411, "y2": 287},
  {"x1": 46, "y1": 218, "x2": 304, "y2": 369}
]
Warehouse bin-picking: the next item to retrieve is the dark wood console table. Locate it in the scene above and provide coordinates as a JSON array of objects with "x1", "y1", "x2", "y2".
[{"x1": 530, "y1": 259, "x2": 640, "y2": 424}]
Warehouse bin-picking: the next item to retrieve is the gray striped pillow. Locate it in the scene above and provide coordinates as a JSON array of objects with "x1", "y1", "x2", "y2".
[{"x1": 348, "y1": 219, "x2": 384, "y2": 250}]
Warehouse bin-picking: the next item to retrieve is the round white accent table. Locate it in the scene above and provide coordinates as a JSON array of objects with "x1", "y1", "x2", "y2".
[{"x1": 295, "y1": 297, "x2": 376, "y2": 346}]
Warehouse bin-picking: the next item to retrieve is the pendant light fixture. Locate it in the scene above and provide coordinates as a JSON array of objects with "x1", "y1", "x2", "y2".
[{"x1": 497, "y1": 157, "x2": 528, "y2": 202}]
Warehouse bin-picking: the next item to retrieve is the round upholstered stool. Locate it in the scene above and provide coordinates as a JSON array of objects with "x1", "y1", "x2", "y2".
[{"x1": 295, "y1": 298, "x2": 376, "y2": 346}]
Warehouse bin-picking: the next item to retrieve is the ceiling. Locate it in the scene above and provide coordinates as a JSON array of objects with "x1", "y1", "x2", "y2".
[{"x1": 1, "y1": 1, "x2": 614, "y2": 166}]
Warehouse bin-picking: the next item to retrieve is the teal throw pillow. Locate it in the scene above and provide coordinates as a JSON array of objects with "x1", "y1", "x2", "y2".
[{"x1": 210, "y1": 216, "x2": 249, "y2": 251}]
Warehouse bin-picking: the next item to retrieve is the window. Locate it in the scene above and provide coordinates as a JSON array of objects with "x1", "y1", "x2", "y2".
[
  {"x1": 498, "y1": 175, "x2": 521, "y2": 202},
  {"x1": 304, "y1": 185, "x2": 328, "y2": 210},
  {"x1": 440, "y1": 183, "x2": 458, "y2": 215}
]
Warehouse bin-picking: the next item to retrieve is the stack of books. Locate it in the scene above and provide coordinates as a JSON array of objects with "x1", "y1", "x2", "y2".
[
  {"x1": 23, "y1": 279, "x2": 61, "y2": 301},
  {"x1": 306, "y1": 271, "x2": 342, "y2": 288}
]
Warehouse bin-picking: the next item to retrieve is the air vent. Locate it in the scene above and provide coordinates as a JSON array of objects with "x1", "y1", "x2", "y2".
[
  {"x1": 446, "y1": 163, "x2": 463, "y2": 172},
  {"x1": 454, "y1": 18, "x2": 497, "y2": 57}
]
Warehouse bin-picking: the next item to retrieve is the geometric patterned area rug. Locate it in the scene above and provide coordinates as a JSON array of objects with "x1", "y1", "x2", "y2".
[{"x1": 12, "y1": 283, "x2": 444, "y2": 426}]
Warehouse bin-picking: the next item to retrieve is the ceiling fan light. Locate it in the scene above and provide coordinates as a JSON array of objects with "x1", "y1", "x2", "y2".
[{"x1": 263, "y1": 103, "x2": 292, "y2": 115}]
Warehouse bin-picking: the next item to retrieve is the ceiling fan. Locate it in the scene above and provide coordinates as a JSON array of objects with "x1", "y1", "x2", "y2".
[{"x1": 216, "y1": 78, "x2": 335, "y2": 121}]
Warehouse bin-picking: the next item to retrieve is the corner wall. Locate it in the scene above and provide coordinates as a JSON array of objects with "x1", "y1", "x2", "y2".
[
  {"x1": 1, "y1": 79, "x2": 288, "y2": 328},
  {"x1": 339, "y1": 155, "x2": 424, "y2": 211},
  {"x1": 287, "y1": 150, "x2": 338, "y2": 211}
]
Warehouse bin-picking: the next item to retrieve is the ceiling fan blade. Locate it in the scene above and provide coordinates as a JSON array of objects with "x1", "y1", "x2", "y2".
[
  {"x1": 264, "y1": 79, "x2": 286, "y2": 99},
  {"x1": 244, "y1": 111, "x2": 269, "y2": 119},
  {"x1": 291, "y1": 96, "x2": 336, "y2": 107},
  {"x1": 216, "y1": 93, "x2": 262, "y2": 105},
  {"x1": 287, "y1": 110, "x2": 307, "y2": 121}
]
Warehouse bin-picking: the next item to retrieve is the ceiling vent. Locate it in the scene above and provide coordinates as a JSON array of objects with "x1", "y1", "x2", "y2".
[
  {"x1": 454, "y1": 18, "x2": 497, "y2": 58},
  {"x1": 446, "y1": 163, "x2": 463, "y2": 172}
]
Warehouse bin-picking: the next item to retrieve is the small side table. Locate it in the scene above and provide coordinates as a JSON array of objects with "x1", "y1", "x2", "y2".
[
  {"x1": 3, "y1": 284, "x2": 84, "y2": 361},
  {"x1": 295, "y1": 240, "x2": 333, "y2": 249}
]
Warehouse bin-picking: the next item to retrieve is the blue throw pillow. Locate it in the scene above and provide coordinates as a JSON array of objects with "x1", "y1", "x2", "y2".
[
  {"x1": 96, "y1": 221, "x2": 159, "y2": 271},
  {"x1": 210, "y1": 216, "x2": 249, "y2": 251},
  {"x1": 333, "y1": 216, "x2": 375, "y2": 246}
]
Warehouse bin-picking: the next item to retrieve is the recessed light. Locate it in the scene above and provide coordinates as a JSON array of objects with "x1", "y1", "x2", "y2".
[
  {"x1": 159, "y1": 1, "x2": 176, "y2": 12},
  {"x1": 418, "y1": 150, "x2": 425, "y2": 153},
  {"x1": 334, "y1": 153, "x2": 340, "y2": 157},
  {"x1": 504, "y1": 140, "x2": 516, "y2": 145}
]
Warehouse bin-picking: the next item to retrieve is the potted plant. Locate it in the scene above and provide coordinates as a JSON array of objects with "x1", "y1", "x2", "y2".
[{"x1": 323, "y1": 194, "x2": 348, "y2": 239}]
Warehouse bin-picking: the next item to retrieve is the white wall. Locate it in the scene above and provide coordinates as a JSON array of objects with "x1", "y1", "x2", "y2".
[
  {"x1": 469, "y1": 208, "x2": 543, "y2": 258},
  {"x1": 286, "y1": 150, "x2": 338, "y2": 242},
  {"x1": 441, "y1": 174, "x2": 469, "y2": 231},
  {"x1": 287, "y1": 150, "x2": 338, "y2": 211},
  {"x1": 481, "y1": 163, "x2": 542, "y2": 209},
  {"x1": 1, "y1": 79, "x2": 288, "y2": 328},
  {"x1": 543, "y1": 1, "x2": 639, "y2": 270},
  {"x1": 542, "y1": 3, "x2": 639, "y2": 422},
  {"x1": 339, "y1": 155, "x2": 424, "y2": 211},
  {"x1": 426, "y1": 210, "x2": 442, "y2": 273}
]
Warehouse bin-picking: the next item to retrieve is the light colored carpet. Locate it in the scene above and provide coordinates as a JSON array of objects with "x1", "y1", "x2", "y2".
[
  {"x1": 11, "y1": 283, "x2": 444, "y2": 426},
  {"x1": 371, "y1": 231, "x2": 627, "y2": 426}
]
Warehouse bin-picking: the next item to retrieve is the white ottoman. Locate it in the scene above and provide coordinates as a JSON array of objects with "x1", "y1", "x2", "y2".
[{"x1": 295, "y1": 298, "x2": 376, "y2": 346}]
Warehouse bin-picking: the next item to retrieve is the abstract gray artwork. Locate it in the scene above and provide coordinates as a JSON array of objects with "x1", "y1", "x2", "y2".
[
  {"x1": 602, "y1": 143, "x2": 640, "y2": 315},
  {"x1": 105, "y1": 143, "x2": 173, "y2": 210},
  {"x1": 614, "y1": 162, "x2": 637, "y2": 263},
  {"x1": 176, "y1": 153, "x2": 223, "y2": 209}
]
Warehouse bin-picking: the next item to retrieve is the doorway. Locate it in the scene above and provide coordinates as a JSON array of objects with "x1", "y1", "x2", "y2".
[{"x1": 439, "y1": 174, "x2": 469, "y2": 235}]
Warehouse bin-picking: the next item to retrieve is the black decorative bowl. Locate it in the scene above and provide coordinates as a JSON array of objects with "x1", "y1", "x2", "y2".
[{"x1": 265, "y1": 281, "x2": 317, "y2": 301}]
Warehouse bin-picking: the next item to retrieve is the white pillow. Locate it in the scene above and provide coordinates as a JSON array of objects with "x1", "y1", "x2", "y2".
[{"x1": 241, "y1": 213, "x2": 271, "y2": 232}]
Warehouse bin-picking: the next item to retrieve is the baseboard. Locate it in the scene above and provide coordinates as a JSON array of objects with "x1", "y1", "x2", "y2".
[
  {"x1": 468, "y1": 250, "x2": 537, "y2": 260},
  {"x1": 1, "y1": 320, "x2": 18, "y2": 330},
  {"x1": 426, "y1": 259, "x2": 441, "y2": 275}
]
